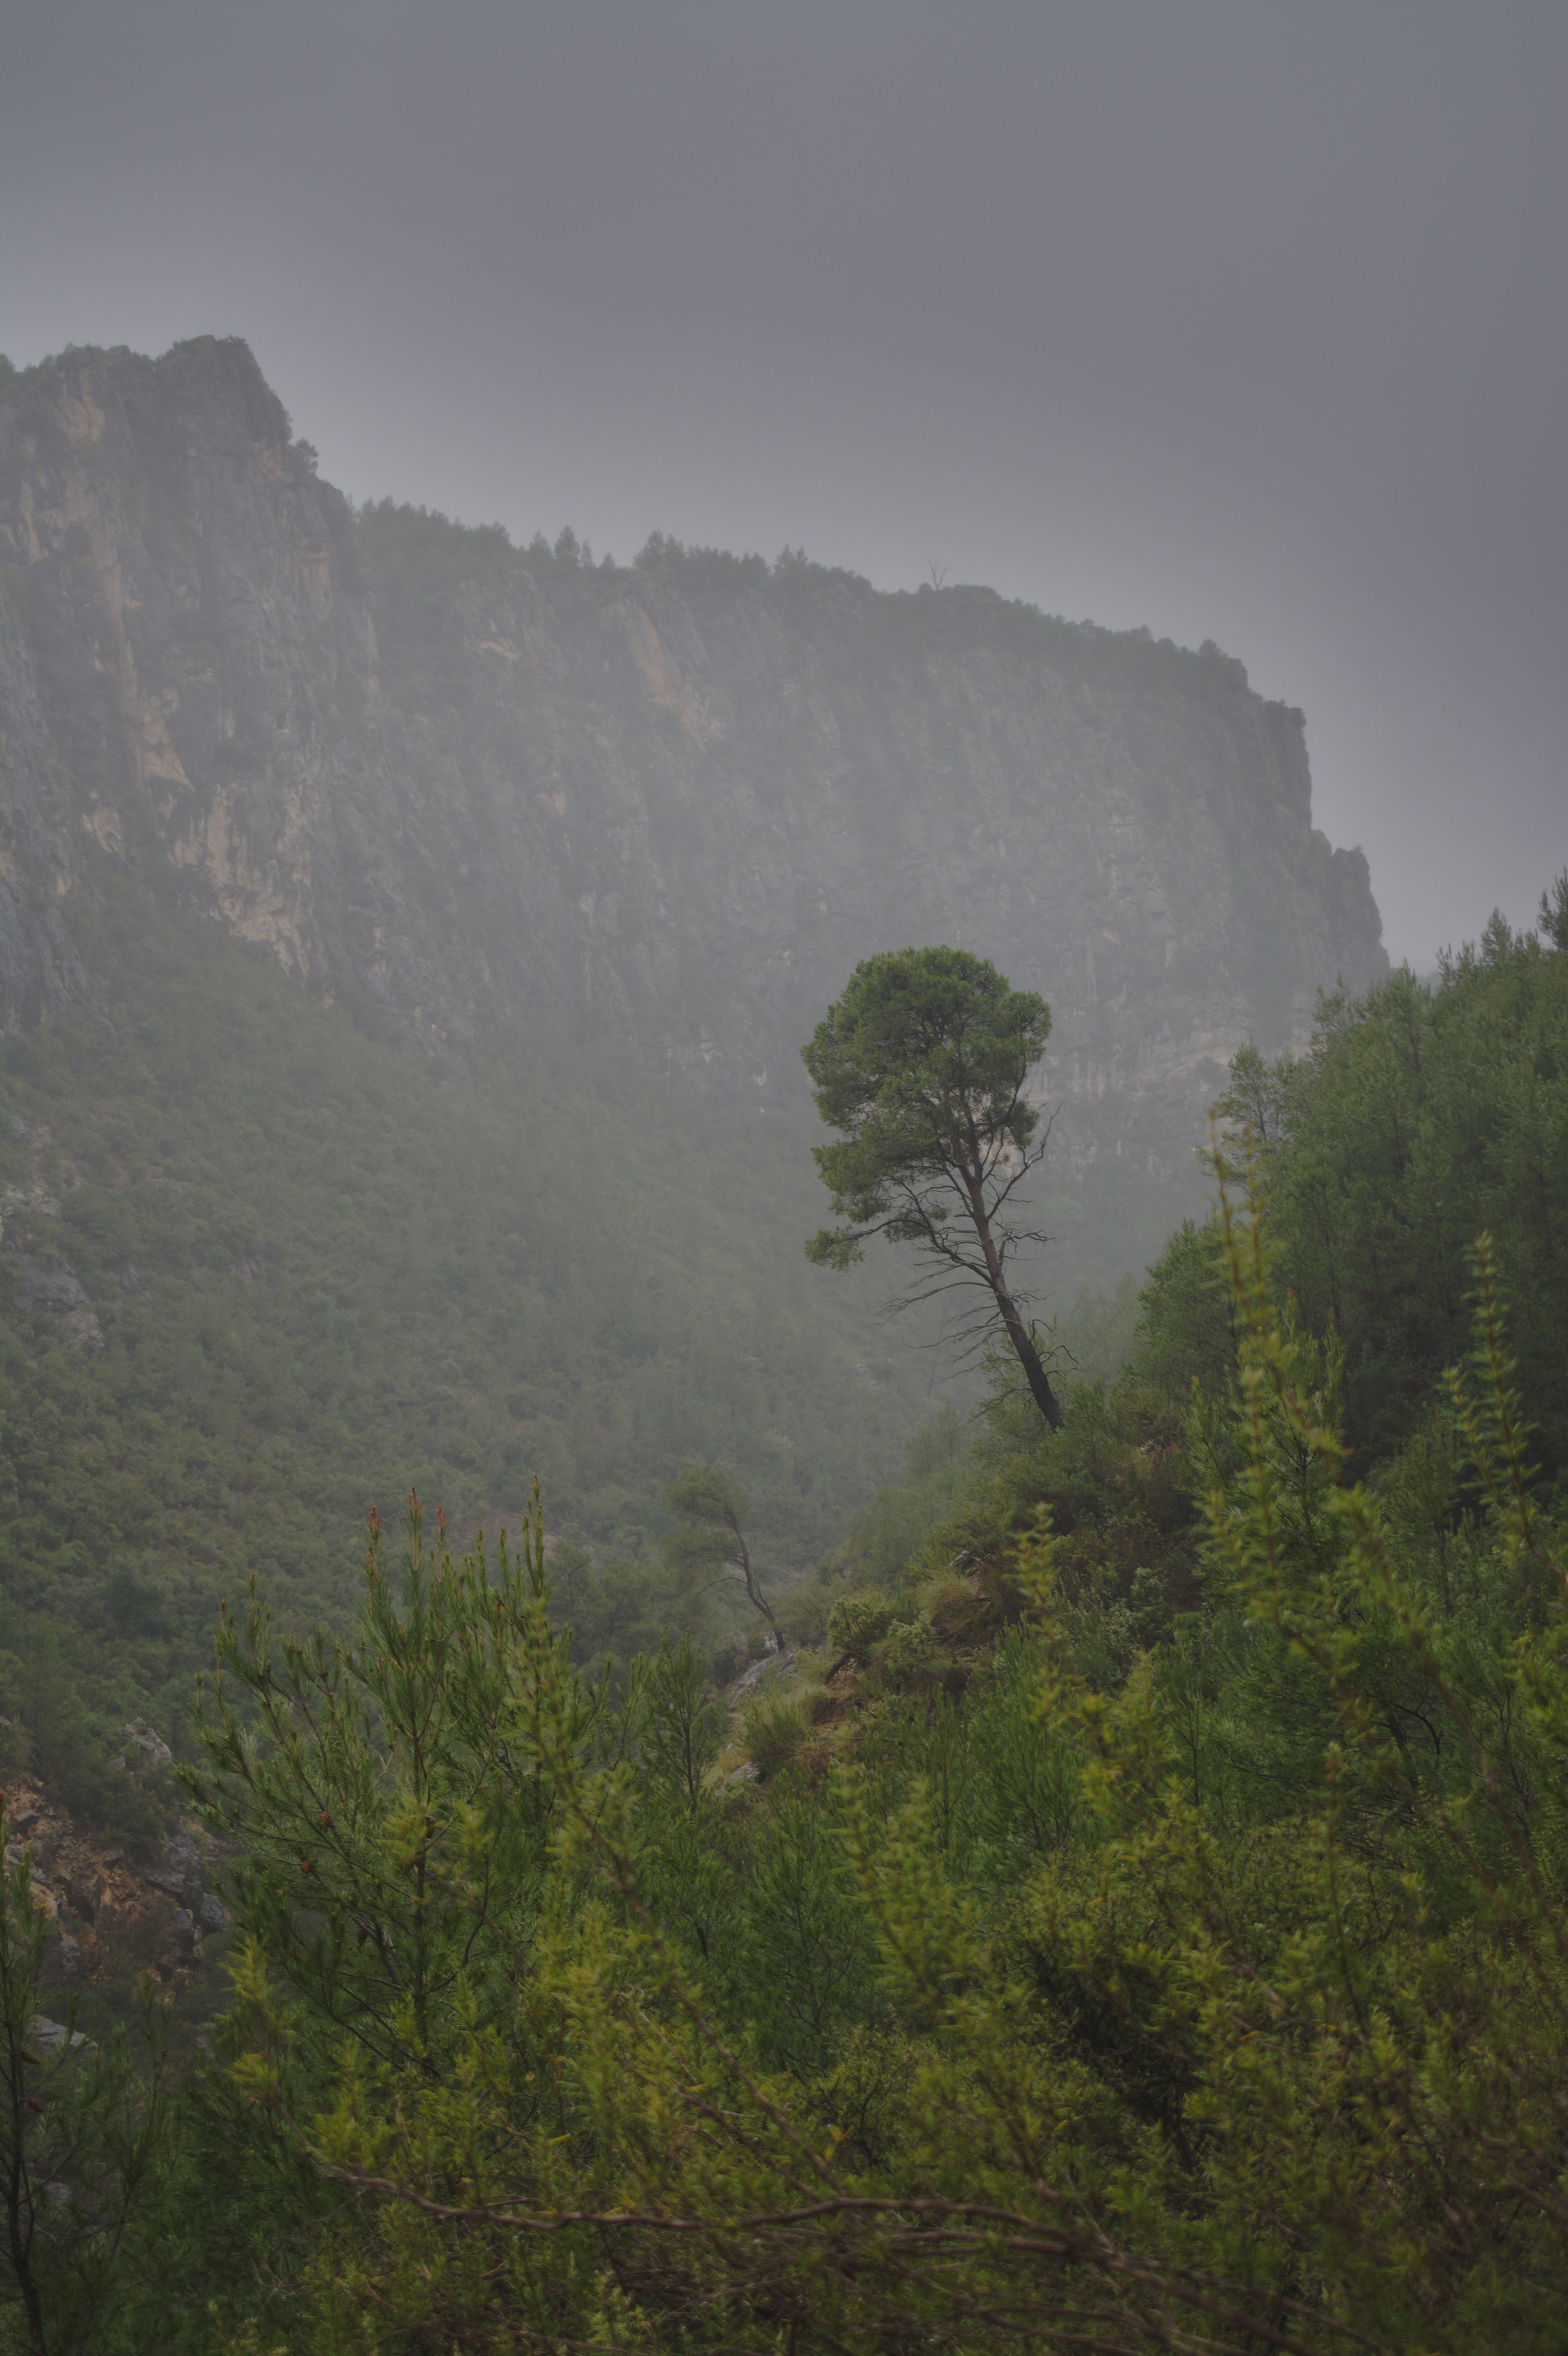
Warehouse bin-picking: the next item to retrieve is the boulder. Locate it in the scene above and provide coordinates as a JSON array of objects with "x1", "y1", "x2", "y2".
[
  {"x1": 121, "y1": 1720, "x2": 173, "y2": 1772},
  {"x1": 30, "y1": 2018, "x2": 91, "y2": 2056},
  {"x1": 144, "y1": 1828, "x2": 203, "y2": 1905},
  {"x1": 726, "y1": 1648, "x2": 797, "y2": 1706},
  {"x1": 9, "y1": 1259, "x2": 104, "y2": 1353},
  {"x1": 67, "y1": 1873, "x2": 105, "y2": 1925}
]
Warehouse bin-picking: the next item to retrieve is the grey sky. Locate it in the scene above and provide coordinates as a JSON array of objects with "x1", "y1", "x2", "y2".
[{"x1": 2, "y1": 0, "x2": 1563, "y2": 968}]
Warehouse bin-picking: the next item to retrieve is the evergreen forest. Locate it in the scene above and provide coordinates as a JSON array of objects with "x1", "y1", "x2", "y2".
[{"x1": 0, "y1": 873, "x2": 1564, "y2": 2353}]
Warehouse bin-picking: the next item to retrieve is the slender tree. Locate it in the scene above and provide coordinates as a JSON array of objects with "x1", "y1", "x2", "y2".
[
  {"x1": 660, "y1": 1464, "x2": 777, "y2": 1634},
  {"x1": 802, "y1": 945, "x2": 1064, "y2": 1427}
]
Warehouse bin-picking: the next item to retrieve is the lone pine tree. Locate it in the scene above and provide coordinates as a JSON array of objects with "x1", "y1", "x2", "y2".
[{"x1": 802, "y1": 945, "x2": 1063, "y2": 1428}]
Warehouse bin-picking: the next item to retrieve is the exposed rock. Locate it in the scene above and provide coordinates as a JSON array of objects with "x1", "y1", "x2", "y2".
[
  {"x1": 725, "y1": 1648, "x2": 799, "y2": 1705},
  {"x1": 143, "y1": 1828, "x2": 203, "y2": 1906},
  {"x1": 67, "y1": 1872, "x2": 106, "y2": 1925},
  {"x1": 120, "y1": 1720, "x2": 173, "y2": 1772},
  {"x1": 31, "y1": 2018, "x2": 91, "y2": 2056},
  {"x1": 2, "y1": 1773, "x2": 199, "y2": 1985},
  {"x1": 0, "y1": 338, "x2": 1387, "y2": 1185},
  {"x1": 0, "y1": 566, "x2": 86, "y2": 1030},
  {"x1": 6, "y1": 1258, "x2": 104, "y2": 1352},
  {"x1": 197, "y1": 1892, "x2": 226, "y2": 1935}
]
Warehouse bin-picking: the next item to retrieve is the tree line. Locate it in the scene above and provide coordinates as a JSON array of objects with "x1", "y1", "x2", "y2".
[{"x1": 0, "y1": 879, "x2": 1563, "y2": 2351}]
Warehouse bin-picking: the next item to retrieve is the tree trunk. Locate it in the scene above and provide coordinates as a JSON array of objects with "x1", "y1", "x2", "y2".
[
  {"x1": 965, "y1": 1178, "x2": 1064, "y2": 1429},
  {"x1": 5, "y1": 2142, "x2": 45, "y2": 2356},
  {"x1": 731, "y1": 1520, "x2": 778, "y2": 1632},
  {"x1": 1000, "y1": 1299, "x2": 1065, "y2": 1430}
]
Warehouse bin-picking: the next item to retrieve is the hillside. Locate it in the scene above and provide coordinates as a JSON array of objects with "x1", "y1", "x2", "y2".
[
  {"x1": 9, "y1": 336, "x2": 1568, "y2": 2356},
  {"x1": 9, "y1": 892, "x2": 1557, "y2": 2356},
  {"x1": 0, "y1": 333, "x2": 1388, "y2": 1772},
  {"x1": 0, "y1": 338, "x2": 1384, "y2": 1182},
  {"x1": 0, "y1": 873, "x2": 953, "y2": 1789}
]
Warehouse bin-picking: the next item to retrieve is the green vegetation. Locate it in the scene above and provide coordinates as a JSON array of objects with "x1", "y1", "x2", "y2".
[
  {"x1": 125, "y1": 1163, "x2": 1566, "y2": 2347},
  {"x1": 1222, "y1": 880, "x2": 1568, "y2": 1466},
  {"x1": 825, "y1": 883, "x2": 1568, "y2": 1606},
  {"x1": 0, "y1": 1809, "x2": 177, "y2": 2355},
  {"x1": 1, "y1": 884, "x2": 1563, "y2": 2351},
  {"x1": 803, "y1": 945, "x2": 1064, "y2": 1426},
  {"x1": 0, "y1": 866, "x2": 945, "y2": 1790},
  {"x1": 658, "y1": 1462, "x2": 776, "y2": 1637}
]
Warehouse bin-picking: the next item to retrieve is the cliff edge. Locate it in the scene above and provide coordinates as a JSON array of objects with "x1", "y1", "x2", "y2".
[{"x1": 0, "y1": 337, "x2": 1386, "y2": 1177}]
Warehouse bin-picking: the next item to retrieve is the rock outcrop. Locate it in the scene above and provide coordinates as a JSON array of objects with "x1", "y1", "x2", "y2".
[
  {"x1": 0, "y1": 337, "x2": 1387, "y2": 1176},
  {"x1": 6, "y1": 1258, "x2": 104, "y2": 1352},
  {"x1": 1, "y1": 1774, "x2": 225, "y2": 1986}
]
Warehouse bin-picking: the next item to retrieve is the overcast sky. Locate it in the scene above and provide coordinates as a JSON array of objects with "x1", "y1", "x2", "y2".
[{"x1": 2, "y1": 2, "x2": 1563, "y2": 967}]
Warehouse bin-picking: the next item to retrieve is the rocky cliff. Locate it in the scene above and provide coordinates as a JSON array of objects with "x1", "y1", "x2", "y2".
[
  {"x1": 0, "y1": 337, "x2": 1385, "y2": 1176},
  {"x1": 2, "y1": 1749, "x2": 227, "y2": 1993}
]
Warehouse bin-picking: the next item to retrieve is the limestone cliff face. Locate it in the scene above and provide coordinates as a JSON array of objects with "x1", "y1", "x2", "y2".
[{"x1": 0, "y1": 338, "x2": 1385, "y2": 1174}]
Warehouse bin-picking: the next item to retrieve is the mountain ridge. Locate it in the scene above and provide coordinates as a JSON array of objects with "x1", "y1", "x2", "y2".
[{"x1": 0, "y1": 334, "x2": 1386, "y2": 1178}]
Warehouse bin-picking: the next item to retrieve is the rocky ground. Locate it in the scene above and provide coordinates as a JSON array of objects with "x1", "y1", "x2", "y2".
[{"x1": 3, "y1": 1726, "x2": 226, "y2": 1993}]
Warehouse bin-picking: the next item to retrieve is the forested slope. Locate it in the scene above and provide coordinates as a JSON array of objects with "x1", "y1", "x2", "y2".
[
  {"x1": 0, "y1": 337, "x2": 1384, "y2": 1187},
  {"x1": 18, "y1": 333, "x2": 1561, "y2": 2354},
  {"x1": 823, "y1": 880, "x2": 1568, "y2": 1608},
  {"x1": 0, "y1": 328, "x2": 1395, "y2": 1781},
  {"x1": 0, "y1": 886, "x2": 1557, "y2": 2355},
  {"x1": 0, "y1": 868, "x2": 946, "y2": 1806}
]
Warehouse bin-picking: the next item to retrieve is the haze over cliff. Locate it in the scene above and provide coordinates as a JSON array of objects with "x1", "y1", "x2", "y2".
[{"x1": 0, "y1": 337, "x2": 1385, "y2": 1184}]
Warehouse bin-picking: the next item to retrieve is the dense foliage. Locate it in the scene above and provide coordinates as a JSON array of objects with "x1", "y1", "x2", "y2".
[
  {"x1": 1, "y1": 884, "x2": 1563, "y2": 2352},
  {"x1": 0, "y1": 869, "x2": 942, "y2": 1804},
  {"x1": 1222, "y1": 879, "x2": 1568, "y2": 1466},
  {"x1": 100, "y1": 1181, "x2": 1562, "y2": 2353},
  {"x1": 826, "y1": 883, "x2": 1568, "y2": 1611}
]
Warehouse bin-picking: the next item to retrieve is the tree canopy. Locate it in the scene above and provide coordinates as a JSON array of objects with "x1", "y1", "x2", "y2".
[
  {"x1": 801, "y1": 945, "x2": 1063, "y2": 1424},
  {"x1": 1209, "y1": 874, "x2": 1568, "y2": 1466}
]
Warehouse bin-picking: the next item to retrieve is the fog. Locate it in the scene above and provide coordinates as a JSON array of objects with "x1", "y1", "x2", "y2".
[{"x1": 2, "y1": 0, "x2": 1563, "y2": 967}]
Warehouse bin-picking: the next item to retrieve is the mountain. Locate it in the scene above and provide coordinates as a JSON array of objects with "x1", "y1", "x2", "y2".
[
  {"x1": 0, "y1": 332, "x2": 1389, "y2": 1760},
  {"x1": 0, "y1": 337, "x2": 1385, "y2": 1184}
]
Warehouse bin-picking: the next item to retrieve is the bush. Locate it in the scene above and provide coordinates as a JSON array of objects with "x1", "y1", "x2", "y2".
[
  {"x1": 775, "y1": 1580, "x2": 832, "y2": 1647},
  {"x1": 871, "y1": 1616, "x2": 939, "y2": 1693},
  {"x1": 739, "y1": 1684, "x2": 811, "y2": 1780},
  {"x1": 921, "y1": 1573, "x2": 992, "y2": 1647},
  {"x1": 825, "y1": 1590, "x2": 893, "y2": 1663}
]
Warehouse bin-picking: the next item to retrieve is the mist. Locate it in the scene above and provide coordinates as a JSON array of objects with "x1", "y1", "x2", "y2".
[
  {"x1": 4, "y1": 11, "x2": 1568, "y2": 2331},
  {"x1": 2, "y1": 0, "x2": 1563, "y2": 966}
]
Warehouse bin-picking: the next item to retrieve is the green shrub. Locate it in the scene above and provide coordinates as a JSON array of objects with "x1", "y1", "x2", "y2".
[
  {"x1": 775, "y1": 1579, "x2": 832, "y2": 1648},
  {"x1": 921, "y1": 1573, "x2": 991, "y2": 1646},
  {"x1": 825, "y1": 1589, "x2": 893, "y2": 1662},
  {"x1": 739, "y1": 1683, "x2": 811, "y2": 1780},
  {"x1": 871, "y1": 1616, "x2": 939, "y2": 1692}
]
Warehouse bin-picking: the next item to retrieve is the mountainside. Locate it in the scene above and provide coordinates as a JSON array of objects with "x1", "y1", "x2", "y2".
[
  {"x1": 0, "y1": 337, "x2": 1385, "y2": 1178},
  {"x1": 0, "y1": 329, "x2": 1391, "y2": 1746}
]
